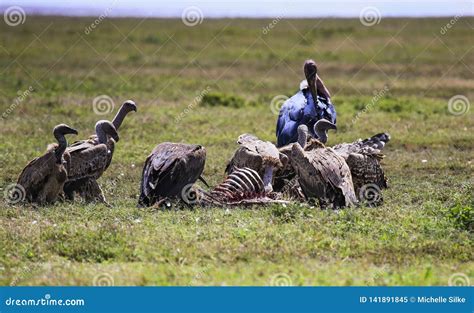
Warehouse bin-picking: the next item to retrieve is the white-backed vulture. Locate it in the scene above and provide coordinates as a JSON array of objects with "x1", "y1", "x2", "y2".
[
  {"x1": 274, "y1": 119, "x2": 336, "y2": 197},
  {"x1": 17, "y1": 124, "x2": 78, "y2": 204},
  {"x1": 138, "y1": 143, "x2": 207, "y2": 207},
  {"x1": 291, "y1": 124, "x2": 357, "y2": 208},
  {"x1": 63, "y1": 100, "x2": 137, "y2": 202},
  {"x1": 63, "y1": 120, "x2": 119, "y2": 203},
  {"x1": 225, "y1": 134, "x2": 288, "y2": 192}
]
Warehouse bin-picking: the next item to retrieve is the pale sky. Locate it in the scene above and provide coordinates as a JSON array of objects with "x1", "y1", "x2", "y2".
[{"x1": 0, "y1": 0, "x2": 472, "y2": 17}]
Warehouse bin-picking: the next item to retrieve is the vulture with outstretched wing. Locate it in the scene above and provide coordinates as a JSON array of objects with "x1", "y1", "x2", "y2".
[
  {"x1": 17, "y1": 124, "x2": 78, "y2": 204},
  {"x1": 332, "y1": 132, "x2": 390, "y2": 203},
  {"x1": 291, "y1": 124, "x2": 357, "y2": 208}
]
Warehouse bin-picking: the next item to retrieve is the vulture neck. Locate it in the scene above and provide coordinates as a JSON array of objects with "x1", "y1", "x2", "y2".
[
  {"x1": 297, "y1": 128, "x2": 308, "y2": 148},
  {"x1": 96, "y1": 126, "x2": 108, "y2": 144},
  {"x1": 112, "y1": 105, "x2": 130, "y2": 130},
  {"x1": 315, "y1": 128, "x2": 327, "y2": 144},
  {"x1": 53, "y1": 131, "x2": 67, "y2": 163}
]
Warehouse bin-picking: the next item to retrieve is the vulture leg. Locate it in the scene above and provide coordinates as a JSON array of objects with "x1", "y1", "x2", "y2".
[{"x1": 82, "y1": 179, "x2": 109, "y2": 205}]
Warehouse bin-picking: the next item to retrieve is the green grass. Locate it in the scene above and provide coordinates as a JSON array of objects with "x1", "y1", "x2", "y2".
[{"x1": 0, "y1": 16, "x2": 473, "y2": 286}]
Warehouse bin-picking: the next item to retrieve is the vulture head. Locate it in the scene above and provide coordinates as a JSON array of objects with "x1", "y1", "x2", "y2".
[
  {"x1": 123, "y1": 100, "x2": 137, "y2": 112},
  {"x1": 95, "y1": 120, "x2": 120, "y2": 144},
  {"x1": 53, "y1": 124, "x2": 78, "y2": 163},
  {"x1": 237, "y1": 133, "x2": 259, "y2": 145},
  {"x1": 314, "y1": 119, "x2": 337, "y2": 144},
  {"x1": 297, "y1": 124, "x2": 309, "y2": 148},
  {"x1": 304, "y1": 59, "x2": 318, "y2": 104},
  {"x1": 113, "y1": 100, "x2": 137, "y2": 130}
]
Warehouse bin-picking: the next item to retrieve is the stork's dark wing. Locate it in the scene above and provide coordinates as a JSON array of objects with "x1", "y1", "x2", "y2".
[{"x1": 276, "y1": 92, "x2": 306, "y2": 147}]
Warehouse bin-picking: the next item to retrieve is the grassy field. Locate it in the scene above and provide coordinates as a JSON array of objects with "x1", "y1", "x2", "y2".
[{"x1": 0, "y1": 16, "x2": 472, "y2": 286}]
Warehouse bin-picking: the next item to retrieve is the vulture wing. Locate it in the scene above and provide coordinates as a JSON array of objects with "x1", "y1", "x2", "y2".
[
  {"x1": 17, "y1": 147, "x2": 56, "y2": 196},
  {"x1": 67, "y1": 143, "x2": 110, "y2": 180},
  {"x1": 139, "y1": 143, "x2": 206, "y2": 206}
]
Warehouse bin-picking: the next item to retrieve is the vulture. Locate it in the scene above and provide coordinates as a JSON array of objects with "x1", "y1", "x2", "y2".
[
  {"x1": 273, "y1": 119, "x2": 337, "y2": 196},
  {"x1": 276, "y1": 59, "x2": 336, "y2": 147},
  {"x1": 225, "y1": 134, "x2": 288, "y2": 192},
  {"x1": 291, "y1": 124, "x2": 357, "y2": 209},
  {"x1": 63, "y1": 120, "x2": 119, "y2": 203},
  {"x1": 138, "y1": 143, "x2": 207, "y2": 207},
  {"x1": 17, "y1": 124, "x2": 78, "y2": 204},
  {"x1": 63, "y1": 100, "x2": 136, "y2": 202},
  {"x1": 332, "y1": 132, "x2": 390, "y2": 203}
]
